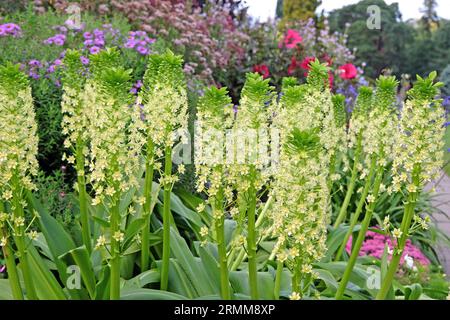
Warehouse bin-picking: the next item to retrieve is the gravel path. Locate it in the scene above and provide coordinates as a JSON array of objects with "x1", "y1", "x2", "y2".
[{"x1": 428, "y1": 172, "x2": 450, "y2": 278}]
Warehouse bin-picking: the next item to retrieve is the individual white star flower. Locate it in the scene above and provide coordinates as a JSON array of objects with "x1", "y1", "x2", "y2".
[
  {"x1": 177, "y1": 164, "x2": 185, "y2": 174},
  {"x1": 14, "y1": 217, "x2": 25, "y2": 227},
  {"x1": 196, "y1": 203, "x2": 205, "y2": 213},
  {"x1": 28, "y1": 230, "x2": 38, "y2": 240},
  {"x1": 95, "y1": 235, "x2": 107, "y2": 250},
  {"x1": 366, "y1": 194, "x2": 375, "y2": 203},
  {"x1": 113, "y1": 231, "x2": 124, "y2": 243},
  {"x1": 383, "y1": 216, "x2": 390, "y2": 231},
  {"x1": 200, "y1": 226, "x2": 209, "y2": 237},
  {"x1": 289, "y1": 291, "x2": 301, "y2": 300},
  {"x1": 0, "y1": 236, "x2": 7, "y2": 247},
  {"x1": 392, "y1": 228, "x2": 403, "y2": 239}
]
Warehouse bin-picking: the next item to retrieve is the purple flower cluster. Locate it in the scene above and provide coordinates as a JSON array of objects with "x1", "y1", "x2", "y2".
[
  {"x1": 130, "y1": 80, "x2": 143, "y2": 94},
  {"x1": 44, "y1": 33, "x2": 66, "y2": 46},
  {"x1": 0, "y1": 265, "x2": 5, "y2": 273},
  {"x1": 0, "y1": 23, "x2": 21, "y2": 37},
  {"x1": 28, "y1": 59, "x2": 43, "y2": 79},
  {"x1": 124, "y1": 31, "x2": 155, "y2": 56},
  {"x1": 346, "y1": 230, "x2": 430, "y2": 267},
  {"x1": 83, "y1": 28, "x2": 107, "y2": 55}
]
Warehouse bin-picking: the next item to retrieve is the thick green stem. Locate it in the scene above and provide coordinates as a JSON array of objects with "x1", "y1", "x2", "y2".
[
  {"x1": 376, "y1": 175, "x2": 419, "y2": 300},
  {"x1": 274, "y1": 260, "x2": 283, "y2": 300},
  {"x1": 160, "y1": 146, "x2": 173, "y2": 291},
  {"x1": 109, "y1": 203, "x2": 120, "y2": 300},
  {"x1": 11, "y1": 178, "x2": 36, "y2": 300},
  {"x1": 215, "y1": 198, "x2": 231, "y2": 299},
  {"x1": 76, "y1": 142, "x2": 91, "y2": 254},
  {"x1": 228, "y1": 195, "x2": 272, "y2": 271},
  {"x1": 1, "y1": 203, "x2": 23, "y2": 300},
  {"x1": 334, "y1": 135, "x2": 362, "y2": 228},
  {"x1": 247, "y1": 165, "x2": 258, "y2": 300},
  {"x1": 141, "y1": 138, "x2": 154, "y2": 272},
  {"x1": 335, "y1": 157, "x2": 377, "y2": 261},
  {"x1": 1, "y1": 202, "x2": 23, "y2": 300},
  {"x1": 335, "y1": 166, "x2": 384, "y2": 300}
]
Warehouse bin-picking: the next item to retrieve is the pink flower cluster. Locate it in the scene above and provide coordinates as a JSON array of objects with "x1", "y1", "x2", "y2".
[
  {"x1": 124, "y1": 31, "x2": 155, "y2": 55},
  {"x1": 0, "y1": 23, "x2": 22, "y2": 37},
  {"x1": 346, "y1": 230, "x2": 430, "y2": 267}
]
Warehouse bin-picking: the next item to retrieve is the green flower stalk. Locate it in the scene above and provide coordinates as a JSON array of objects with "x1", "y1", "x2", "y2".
[
  {"x1": 334, "y1": 87, "x2": 374, "y2": 261},
  {"x1": 137, "y1": 51, "x2": 189, "y2": 290},
  {"x1": 329, "y1": 94, "x2": 347, "y2": 203},
  {"x1": 376, "y1": 72, "x2": 445, "y2": 300},
  {"x1": 333, "y1": 89, "x2": 369, "y2": 228},
  {"x1": 228, "y1": 73, "x2": 275, "y2": 299},
  {"x1": 335, "y1": 76, "x2": 399, "y2": 300},
  {"x1": 84, "y1": 49, "x2": 137, "y2": 300},
  {"x1": 195, "y1": 86, "x2": 235, "y2": 299},
  {"x1": 61, "y1": 49, "x2": 91, "y2": 253},
  {"x1": 0, "y1": 202, "x2": 23, "y2": 300},
  {"x1": 270, "y1": 61, "x2": 337, "y2": 299},
  {"x1": 0, "y1": 63, "x2": 39, "y2": 300}
]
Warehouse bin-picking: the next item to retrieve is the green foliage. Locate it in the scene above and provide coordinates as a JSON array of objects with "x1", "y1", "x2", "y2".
[
  {"x1": 328, "y1": 0, "x2": 414, "y2": 78},
  {"x1": 33, "y1": 170, "x2": 74, "y2": 229},
  {"x1": 440, "y1": 64, "x2": 450, "y2": 97},
  {"x1": 280, "y1": 0, "x2": 322, "y2": 27}
]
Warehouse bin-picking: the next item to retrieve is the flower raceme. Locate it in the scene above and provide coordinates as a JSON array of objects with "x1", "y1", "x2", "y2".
[
  {"x1": 0, "y1": 63, "x2": 39, "y2": 300},
  {"x1": 195, "y1": 86, "x2": 234, "y2": 299},
  {"x1": 270, "y1": 60, "x2": 337, "y2": 298},
  {"x1": 0, "y1": 63, "x2": 39, "y2": 197},
  {"x1": 136, "y1": 50, "x2": 189, "y2": 291},
  {"x1": 376, "y1": 72, "x2": 446, "y2": 299}
]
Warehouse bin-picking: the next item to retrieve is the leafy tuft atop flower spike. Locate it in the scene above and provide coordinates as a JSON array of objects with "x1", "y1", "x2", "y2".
[
  {"x1": 89, "y1": 47, "x2": 122, "y2": 77},
  {"x1": 61, "y1": 49, "x2": 85, "y2": 90},
  {"x1": 143, "y1": 50, "x2": 185, "y2": 93},
  {"x1": 197, "y1": 86, "x2": 232, "y2": 123},
  {"x1": 284, "y1": 128, "x2": 321, "y2": 158},
  {"x1": 306, "y1": 59, "x2": 330, "y2": 89},
  {"x1": 374, "y1": 75, "x2": 399, "y2": 110},
  {"x1": 281, "y1": 77, "x2": 299, "y2": 91},
  {"x1": 408, "y1": 71, "x2": 444, "y2": 102},
  {"x1": 331, "y1": 94, "x2": 347, "y2": 128},
  {"x1": 0, "y1": 63, "x2": 29, "y2": 94},
  {"x1": 240, "y1": 72, "x2": 274, "y2": 108}
]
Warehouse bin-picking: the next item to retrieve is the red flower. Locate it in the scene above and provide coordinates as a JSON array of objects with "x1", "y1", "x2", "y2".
[
  {"x1": 287, "y1": 57, "x2": 298, "y2": 75},
  {"x1": 328, "y1": 71, "x2": 334, "y2": 89},
  {"x1": 322, "y1": 54, "x2": 333, "y2": 66},
  {"x1": 253, "y1": 64, "x2": 270, "y2": 79},
  {"x1": 283, "y1": 29, "x2": 302, "y2": 49},
  {"x1": 338, "y1": 63, "x2": 358, "y2": 79},
  {"x1": 300, "y1": 56, "x2": 316, "y2": 70}
]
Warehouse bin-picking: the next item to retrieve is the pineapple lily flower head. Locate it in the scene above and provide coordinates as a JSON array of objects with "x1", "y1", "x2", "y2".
[
  {"x1": 61, "y1": 49, "x2": 90, "y2": 161},
  {"x1": 195, "y1": 86, "x2": 234, "y2": 204},
  {"x1": 391, "y1": 72, "x2": 445, "y2": 192},
  {"x1": 0, "y1": 63, "x2": 39, "y2": 200},
  {"x1": 84, "y1": 48, "x2": 139, "y2": 206},
  {"x1": 138, "y1": 50, "x2": 189, "y2": 148}
]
